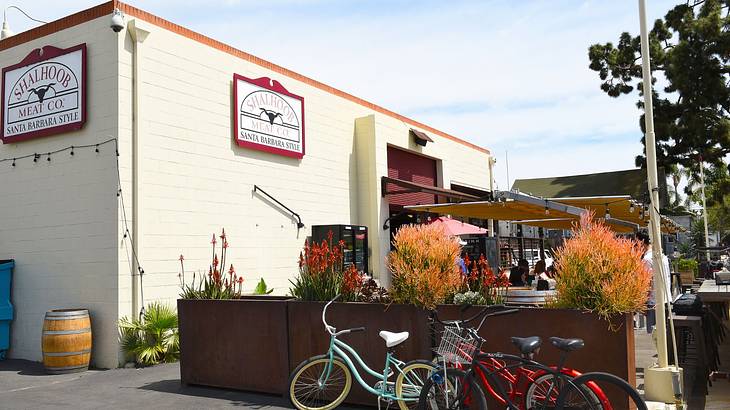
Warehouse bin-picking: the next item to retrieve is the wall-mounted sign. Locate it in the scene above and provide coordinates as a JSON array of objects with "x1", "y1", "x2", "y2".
[
  {"x1": 1, "y1": 44, "x2": 86, "y2": 144},
  {"x1": 234, "y1": 74, "x2": 305, "y2": 158}
]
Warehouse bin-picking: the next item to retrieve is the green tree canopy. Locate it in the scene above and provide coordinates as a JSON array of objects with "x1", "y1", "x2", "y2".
[{"x1": 588, "y1": 0, "x2": 730, "y2": 170}]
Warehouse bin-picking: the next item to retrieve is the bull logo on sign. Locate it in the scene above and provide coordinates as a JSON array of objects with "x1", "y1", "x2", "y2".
[{"x1": 27, "y1": 83, "x2": 56, "y2": 104}]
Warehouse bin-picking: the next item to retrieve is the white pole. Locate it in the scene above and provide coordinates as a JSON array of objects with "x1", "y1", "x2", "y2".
[
  {"x1": 639, "y1": 0, "x2": 668, "y2": 367},
  {"x1": 699, "y1": 158, "x2": 711, "y2": 260},
  {"x1": 505, "y1": 150, "x2": 510, "y2": 191},
  {"x1": 639, "y1": 1, "x2": 682, "y2": 403},
  {"x1": 488, "y1": 156, "x2": 496, "y2": 237}
]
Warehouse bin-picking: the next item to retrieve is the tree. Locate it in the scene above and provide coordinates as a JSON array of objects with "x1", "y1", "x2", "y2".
[{"x1": 588, "y1": 0, "x2": 730, "y2": 171}]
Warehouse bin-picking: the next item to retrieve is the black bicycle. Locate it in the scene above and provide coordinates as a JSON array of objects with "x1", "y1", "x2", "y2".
[{"x1": 419, "y1": 305, "x2": 647, "y2": 410}]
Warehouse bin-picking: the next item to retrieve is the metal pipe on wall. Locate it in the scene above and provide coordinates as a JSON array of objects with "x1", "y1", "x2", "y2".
[{"x1": 128, "y1": 19, "x2": 150, "y2": 319}]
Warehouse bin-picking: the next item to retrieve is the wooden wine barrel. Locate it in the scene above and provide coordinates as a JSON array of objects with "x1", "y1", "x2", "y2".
[{"x1": 42, "y1": 309, "x2": 92, "y2": 374}]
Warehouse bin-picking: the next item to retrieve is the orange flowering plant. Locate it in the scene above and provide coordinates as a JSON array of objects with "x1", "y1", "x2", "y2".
[
  {"x1": 179, "y1": 228, "x2": 244, "y2": 299},
  {"x1": 553, "y1": 213, "x2": 652, "y2": 321},
  {"x1": 462, "y1": 254, "x2": 510, "y2": 305},
  {"x1": 290, "y1": 231, "x2": 366, "y2": 301},
  {"x1": 388, "y1": 223, "x2": 463, "y2": 309}
]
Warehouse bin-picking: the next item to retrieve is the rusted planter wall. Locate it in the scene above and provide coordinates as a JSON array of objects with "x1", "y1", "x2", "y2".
[
  {"x1": 179, "y1": 300, "x2": 635, "y2": 409},
  {"x1": 178, "y1": 297, "x2": 291, "y2": 394},
  {"x1": 436, "y1": 306, "x2": 635, "y2": 410},
  {"x1": 287, "y1": 301, "x2": 431, "y2": 405}
]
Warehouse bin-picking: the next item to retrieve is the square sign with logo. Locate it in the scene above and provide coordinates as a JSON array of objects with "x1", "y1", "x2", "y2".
[
  {"x1": 234, "y1": 74, "x2": 305, "y2": 159},
  {"x1": 1, "y1": 44, "x2": 86, "y2": 144}
]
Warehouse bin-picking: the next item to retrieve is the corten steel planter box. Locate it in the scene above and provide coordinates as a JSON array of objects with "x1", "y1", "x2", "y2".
[
  {"x1": 178, "y1": 296, "x2": 292, "y2": 394},
  {"x1": 287, "y1": 301, "x2": 432, "y2": 406},
  {"x1": 436, "y1": 306, "x2": 635, "y2": 410}
]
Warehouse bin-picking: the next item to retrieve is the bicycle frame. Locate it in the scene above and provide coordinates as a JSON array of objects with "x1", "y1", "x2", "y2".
[
  {"x1": 318, "y1": 332, "x2": 421, "y2": 403},
  {"x1": 469, "y1": 351, "x2": 608, "y2": 410}
]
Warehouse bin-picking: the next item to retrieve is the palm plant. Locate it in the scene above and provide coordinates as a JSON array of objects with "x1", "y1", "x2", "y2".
[{"x1": 119, "y1": 302, "x2": 179, "y2": 366}]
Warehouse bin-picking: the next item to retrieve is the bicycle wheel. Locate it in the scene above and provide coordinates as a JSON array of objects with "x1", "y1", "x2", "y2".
[
  {"x1": 418, "y1": 368, "x2": 488, "y2": 410},
  {"x1": 289, "y1": 355, "x2": 352, "y2": 410},
  {"x1": 524, "y1": 372, "x2": 605, "y2": 410},
  {"x1": 396, "y1": 360, "x2": 439, "y2": 410},
  {"x1": 560, "y1": 372, "x2": 647, "y2": 410}
]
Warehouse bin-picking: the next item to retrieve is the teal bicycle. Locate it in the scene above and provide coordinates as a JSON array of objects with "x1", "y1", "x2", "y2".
[{"x1": 288, "y1": 296, "x2": 438, "y2": 410}]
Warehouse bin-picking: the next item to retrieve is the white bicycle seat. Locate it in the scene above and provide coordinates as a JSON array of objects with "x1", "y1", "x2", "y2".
[{"x1": 379, "y1": 331, "x2": 409, "y2": 348}]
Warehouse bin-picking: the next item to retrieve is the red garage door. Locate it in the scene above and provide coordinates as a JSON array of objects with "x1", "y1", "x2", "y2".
[{"x1": 387, "y1": 147, "x2": 438, "y2": 206}]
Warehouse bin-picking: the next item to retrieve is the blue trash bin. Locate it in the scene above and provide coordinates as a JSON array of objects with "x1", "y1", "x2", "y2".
[{"x1": 0, "y1": 259, "x2": 14, "y2": 360}]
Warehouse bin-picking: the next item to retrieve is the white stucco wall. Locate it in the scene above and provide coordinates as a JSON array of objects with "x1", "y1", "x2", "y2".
[
  {"x1": 0, "y1": 16, "x2": 120, "y2": 368},
  {"x1": 0, "y1": 3, "x2": 492, "y2": 369},
  {"x1": 117, "y1": 16, "x2": 492, "y2": 310}
]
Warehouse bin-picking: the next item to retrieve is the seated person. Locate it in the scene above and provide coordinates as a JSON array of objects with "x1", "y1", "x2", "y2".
[
  {"x1": 535, "y1": 262, "x2": 557, "y2": 290},
  {"x1": 508, "y1": 259, "x2": 529, "y2": 286}
]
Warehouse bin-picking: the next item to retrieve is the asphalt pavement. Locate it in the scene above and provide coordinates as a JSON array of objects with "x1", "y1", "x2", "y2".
[{"x1": 0, "y1": 359, "x2": 340, "y2": 410}]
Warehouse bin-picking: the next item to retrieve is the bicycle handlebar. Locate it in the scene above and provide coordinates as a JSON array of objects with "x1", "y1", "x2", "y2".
[
  {"x1": 431, "y1": 304, "x2": 507, "y2": 326},
  {"x1": 322, "y1": 295, "x2": 366, "y2": 336},
  {"x1": 431, "y1": 305, "x2": 519, "y2": 334}
]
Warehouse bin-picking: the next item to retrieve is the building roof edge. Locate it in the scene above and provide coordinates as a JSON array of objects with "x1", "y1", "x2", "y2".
[{"x1": 0, "y1": 0, "x2": 490, "y2": 155}]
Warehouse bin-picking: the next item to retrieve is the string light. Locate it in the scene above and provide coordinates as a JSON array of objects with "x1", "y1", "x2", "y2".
[
  {"x1": 544, "y1": 200, "x2": 550, "y2": 215},
  {"x1": 629, "y1": 203, "x2": 635, "y2": 213},
  {"x1": 0, "y1": 137, "x2": 146, "y2": 318},
  {"x1": 604, "y1": 204, "x2": 611, "y2": 219}
]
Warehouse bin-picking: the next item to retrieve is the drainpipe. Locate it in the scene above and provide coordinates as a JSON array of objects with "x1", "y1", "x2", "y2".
[{"x1": 128, "y1": 19, "x2": 151, "y2": 318}]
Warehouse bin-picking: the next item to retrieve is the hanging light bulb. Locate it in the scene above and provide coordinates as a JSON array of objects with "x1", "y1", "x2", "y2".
[
  {"x1": 629, "y1": 203, "x2": 635, "y2": 213},
  {"x1": 544, "y1": 200, "x2": 550, "y2": 215},
  {"x1": 604, "y1": 204, "x2": 611, "y2": 219}
]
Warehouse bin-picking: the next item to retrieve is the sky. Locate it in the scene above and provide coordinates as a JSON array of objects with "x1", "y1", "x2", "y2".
[{"x1": 4, "y1": 0, "x2": 680, "y2": 190}]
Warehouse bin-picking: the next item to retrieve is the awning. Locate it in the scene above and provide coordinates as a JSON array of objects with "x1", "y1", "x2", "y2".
[
  {"x1": 381, "y1": 177, "x2": 481, "y2": 202},
  {"x1": 549, "y1": 196, "x2": 684, "y2": 233},
  {"x1": 405, "y1": 190, "x2": 640, "y2": 233},
  {"x1": 513, "y1": 218, "x2": 637, "y2": 234}
]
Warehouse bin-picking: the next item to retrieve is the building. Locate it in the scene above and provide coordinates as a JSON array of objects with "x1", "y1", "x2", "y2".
[{"x1": 0, "y1": 2, "x2": 493, "y2": 368}]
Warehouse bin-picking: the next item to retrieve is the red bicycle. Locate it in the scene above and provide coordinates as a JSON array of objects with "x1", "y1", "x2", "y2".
[{"x1": 426, "y1": 306, "x2": 612, "y2": 409}]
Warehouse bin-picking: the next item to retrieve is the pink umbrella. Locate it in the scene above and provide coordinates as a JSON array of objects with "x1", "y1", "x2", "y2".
[{"x1": 429, "y1": 216, "x2": 487, "y2": 236}]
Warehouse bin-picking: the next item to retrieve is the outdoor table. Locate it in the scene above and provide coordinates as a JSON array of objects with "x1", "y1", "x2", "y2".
[
  {"x1": 504, "y1": 287, "x2": 556, "y2": 307},
  {"x1": 696, "y1": 280, "x2": 730, "y2": 377}
]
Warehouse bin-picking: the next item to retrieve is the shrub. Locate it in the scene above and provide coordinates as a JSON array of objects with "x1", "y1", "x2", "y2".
[
  {"x1": 388, "y1": 223, "x2": 462, "y2": 309},
  {"x1": 676, "y1": 258, "x2": 698, "y2": 276},
  {"x1": 119, "y1": 302, "x2": 179, "y2": 366},
  {"x1": 454, "y1": 291, "x2": 486, "y2": 306},
  {"x1": 552, "y1": 213, "x2": 651, "y2": 320},
  {"x1": 179, "y1": 229, "x2": 244, "y2": 299},
  {"x1": 290, "y1": 231, "x2": 366, "y2": 301}
]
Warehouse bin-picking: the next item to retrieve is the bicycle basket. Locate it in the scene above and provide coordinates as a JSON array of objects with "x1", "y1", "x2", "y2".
[{"x1": 435, "y1": 326, "x2": 478, "y2": 364}]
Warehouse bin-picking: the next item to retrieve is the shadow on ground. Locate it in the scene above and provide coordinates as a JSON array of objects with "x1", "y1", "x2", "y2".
[{"x1": 139, "y1": 379, "x2": 291, "y2": 408}]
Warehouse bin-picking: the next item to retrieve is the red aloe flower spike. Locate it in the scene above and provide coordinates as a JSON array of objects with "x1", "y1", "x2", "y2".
[
  {"x1": 213, "y1": 254, "x2": 219, "y2": 268},
  {"x1": 179, "y1": 254, "x2": 184, "y2": 261},
  {"x1": 220, "y1": 228, "x2": 226, "y2": 240},
  {"x1": 229, "y1": 264, "x2": 235, "y2": 274},
  {"x1": 211, "y1": 234, "x2": 217, "y2": 246}
]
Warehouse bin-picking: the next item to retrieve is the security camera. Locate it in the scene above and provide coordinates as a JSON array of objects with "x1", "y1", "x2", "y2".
[{"x1": 110, "y1": 8, "x2": 125, "y2": 33}]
